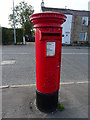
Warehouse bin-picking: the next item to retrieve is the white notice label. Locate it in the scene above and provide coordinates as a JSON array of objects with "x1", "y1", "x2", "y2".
[{"x1": 46, "y1": 42, "x2": 55, "y2": 56}]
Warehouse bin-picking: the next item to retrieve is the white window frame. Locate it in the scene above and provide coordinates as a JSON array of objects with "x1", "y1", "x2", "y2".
[
  {"x1": 80, "y1": 32, "x2": 87, "y2": 41},
  {"x1": 82, "y1": 17, "x2": 88, "y2": 26}
]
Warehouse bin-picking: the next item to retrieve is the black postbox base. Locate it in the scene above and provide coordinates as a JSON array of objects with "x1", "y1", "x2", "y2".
[{"x1": 36, "y1": 90, "x2": 58, "y2": 113}]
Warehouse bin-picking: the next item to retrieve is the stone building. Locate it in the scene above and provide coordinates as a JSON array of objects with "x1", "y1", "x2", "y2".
[
  {"x1": 88, "y1": 1, "x2": 90, "y2": 44},
  {"x1": 41, "y1": 2, "x2": 90, "y2": 44},
  {"x1": 88, "y1": 1, "x2": 90, "y2": 11}
]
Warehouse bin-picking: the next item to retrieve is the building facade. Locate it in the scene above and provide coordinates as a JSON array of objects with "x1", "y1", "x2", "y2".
[
  {"x1": 62, "y1": 14, "x2": 72, "y2": 44},
  {"x1": 88, "y1": 1, "x2": 90, "y2": 11},
  {"x1": 41, "y1": 6, "x2": 90, "y2": 44}
]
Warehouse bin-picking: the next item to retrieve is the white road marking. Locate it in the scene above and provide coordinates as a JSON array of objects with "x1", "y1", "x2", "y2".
[
  {"x1": 0, "y1": 60, "x2": 16, "y2": 65},
  {"x1": 60, "y1": 82, "x2": 74, "y2": 85},
  {"x1": 76, "y1": 81, "x2": 88, "y2": 84},
  {"x1": 0, "y1": 81, "x2": 88, "y2": 89},
  {"x1": 0, "y1": 85, "x2": 9, "y2": 89},
  {"x1": 10, "y1": 84, "x2": 35, "y2": 88},
  {"x1": 62, "y1": 53, "x2": 89, "y2": 55},
  {"x1": 0, "y1": 52, "x2": 89, "y2": 55},
  {"x1": 1, "y1": 53, "x2": 31, "y2": 55}
]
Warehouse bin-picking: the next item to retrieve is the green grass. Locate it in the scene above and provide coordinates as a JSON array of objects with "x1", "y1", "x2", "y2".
[{"x1": 57, "y1": 103, "x2": 64, "y2": 111}]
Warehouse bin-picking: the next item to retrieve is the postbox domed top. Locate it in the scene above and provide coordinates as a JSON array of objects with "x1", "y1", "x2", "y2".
[{"x1": 30, "y1": 12, "x2": 67, "y2": 28}]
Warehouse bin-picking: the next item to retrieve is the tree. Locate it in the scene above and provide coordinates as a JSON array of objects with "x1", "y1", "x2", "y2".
[{"x1": 9, "y1": 1, "x2": 34, "y2": 35}]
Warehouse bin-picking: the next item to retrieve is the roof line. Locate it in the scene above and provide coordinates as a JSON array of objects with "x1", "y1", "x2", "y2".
[
  {"x1": 42, "y1": 6, "x2": 89, "y2": 12},
  {"x1": 42, "y1": 7, "x2": 90, "y2": 16}
]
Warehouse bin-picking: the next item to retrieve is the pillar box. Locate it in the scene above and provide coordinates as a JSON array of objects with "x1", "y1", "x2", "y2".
[{"x1": 30, "y1": 12, "x2": 66, "y2": 112}]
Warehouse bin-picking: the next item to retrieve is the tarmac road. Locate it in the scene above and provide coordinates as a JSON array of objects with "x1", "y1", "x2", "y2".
[{"x1": 1, "y1": 44, "x2": 88, "y2": 86}]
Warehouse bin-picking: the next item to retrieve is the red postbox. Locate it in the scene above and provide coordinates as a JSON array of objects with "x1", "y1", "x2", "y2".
[{"x1": 30, "y1": 12, "x2": 66, "y2": 112}]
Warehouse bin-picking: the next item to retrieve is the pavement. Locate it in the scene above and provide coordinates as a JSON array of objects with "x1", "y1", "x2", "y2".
[
  {"x1": 0, "y1": 44, "x2": 89, "y2": 118},
  {"x1": 2, "y1": 83, "x2": 88, "y2": 118}
]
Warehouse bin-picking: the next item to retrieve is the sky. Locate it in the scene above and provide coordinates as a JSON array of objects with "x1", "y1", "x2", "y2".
[{"x1": 0, "y1": 0, "x2": 89, "y2": 27}]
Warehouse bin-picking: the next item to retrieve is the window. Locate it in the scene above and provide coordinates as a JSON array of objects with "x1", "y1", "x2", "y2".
[
  {"x1": 82, "y1": 17, "x2": 88, "y2": 26},
  {"x1": 80, "y1": 32, "x2": 87, "y2": 41}
]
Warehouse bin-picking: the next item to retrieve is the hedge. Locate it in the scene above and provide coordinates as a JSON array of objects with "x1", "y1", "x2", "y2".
[
  {"x1": 16, "y1": 28, "x2": 23, "y2": 44},
  {"x1": 2, "y1": 27, "x2": 23, "y2": 45}
]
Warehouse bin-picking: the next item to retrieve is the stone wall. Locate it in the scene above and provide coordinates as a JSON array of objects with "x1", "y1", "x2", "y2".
[
  {"x1": 88, "y1": 13, "x2": 90, "y2": 43},
  {"x1": 88, "y1": 1, "x2": 90, "y2": 11},
  {"x1": 71, "y1": 15, "x2": 88, "y2": 44}
]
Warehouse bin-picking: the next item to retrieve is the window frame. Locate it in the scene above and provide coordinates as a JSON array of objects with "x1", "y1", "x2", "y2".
[
  {"x1": 79, "y1": 32, "x2": 87, "y2": 42},
  {"x1": 82, "y1": 16, "x2": 88, "y2": 26}
]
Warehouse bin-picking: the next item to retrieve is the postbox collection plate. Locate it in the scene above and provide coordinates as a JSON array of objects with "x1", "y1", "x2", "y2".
[{"x1": 46, "y1": 42, "x2": 55, "y2": 56}]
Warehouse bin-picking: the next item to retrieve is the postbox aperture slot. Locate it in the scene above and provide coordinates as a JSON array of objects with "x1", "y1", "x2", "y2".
[
  {"x1": 41, "y1": 33, "x2": 60, "y2": 40},
  {"x1": 42, "y1": 33, "x2": 60, "y2": 37},
  {"x1": 46, "y1": 42, "x2": 56, "y2": 56}
]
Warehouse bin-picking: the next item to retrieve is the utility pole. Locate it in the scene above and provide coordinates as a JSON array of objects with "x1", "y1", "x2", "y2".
[{"x1": 13, "y1": 0, "x2": 16, "y2": 44}]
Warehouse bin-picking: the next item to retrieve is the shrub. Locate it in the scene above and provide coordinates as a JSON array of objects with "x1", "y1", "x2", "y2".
[
  {"x1": 2, "y1": 27, "x2": 23, "y2": 45},
  {"x1": 16, "y1": 28, "x2": 23, "y2": 43},
  {"x1": 2, "y1": 27, "x2": 13, "y2": 45}
]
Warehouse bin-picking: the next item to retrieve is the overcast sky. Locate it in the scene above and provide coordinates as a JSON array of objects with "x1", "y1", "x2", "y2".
[{"x1": 0, "y1": 0, "x2": 89, "y2": 27}]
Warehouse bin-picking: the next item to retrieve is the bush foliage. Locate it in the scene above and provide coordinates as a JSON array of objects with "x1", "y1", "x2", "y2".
[{"x1": 2, "y1": 27, "x2": 23, "y2": 45}]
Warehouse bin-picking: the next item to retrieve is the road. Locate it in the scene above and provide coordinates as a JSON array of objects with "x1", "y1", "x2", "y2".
[{"x1": 1, "y1": 44, "x2": 88, "y2": 86}]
